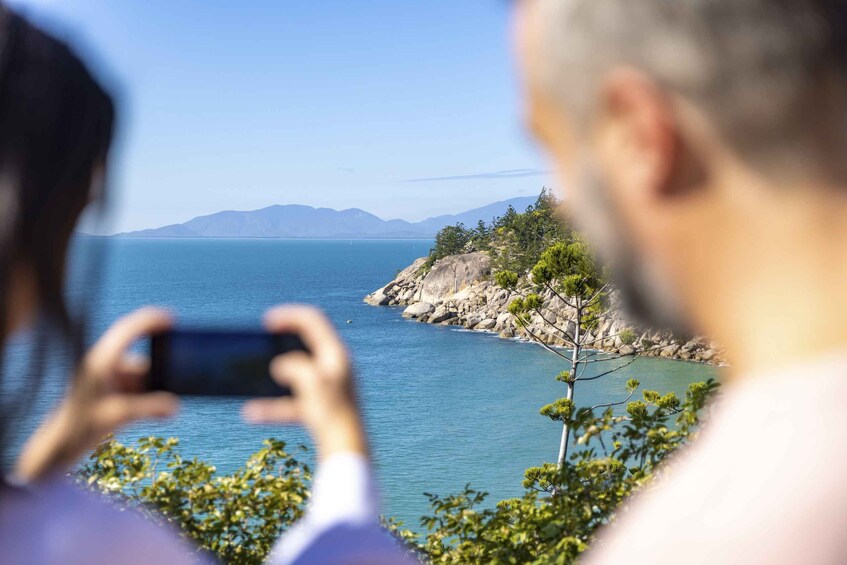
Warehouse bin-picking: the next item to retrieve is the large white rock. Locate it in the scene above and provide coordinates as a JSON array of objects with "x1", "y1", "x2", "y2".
[
  {"x1": 476, "y1": 318, "x2": 497, "y2": 330},
  {"x1": 465, "y1": 315, "x2": 483, "y2": 328},
  {"x1": 365, "y1": 287, "x2": 391, "y2": 306},
  {"x1": 395, "y1": 257, "x2": 428, "y2": 283},
  {"x1": 402, "y1": 302, "x2": 435, "y2": 319},
  {"x1": 419, "y1": 252, "x2": 492, "y2": 304},
  {"x1": 451, "y1": 287, "x2": 475, "y2": 302},
  {"x1": 429, "y1": 306, "x2": 455, "y2": 324},
  {"x1": 400, "y1": 288, "x2": 415, "y2": 302}
]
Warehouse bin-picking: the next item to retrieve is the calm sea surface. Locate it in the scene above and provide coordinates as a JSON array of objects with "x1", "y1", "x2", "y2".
[{"x1": 10, "y1": 239, "x2": 716, "y2": 528}]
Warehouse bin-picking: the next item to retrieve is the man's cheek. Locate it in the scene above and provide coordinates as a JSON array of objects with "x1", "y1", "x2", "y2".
[
  {"x1": 561, "y1": 189, "x2": 593, "y2": 231},
  {"x1": 552, "y1": 192, "x2": 576, "y2": 223},
  {"x1": 551, "y1": 167, "x2": 581, "y2": 215}
]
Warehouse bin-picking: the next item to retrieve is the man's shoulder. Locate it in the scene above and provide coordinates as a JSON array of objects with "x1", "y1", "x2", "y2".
[{"x1": 586, "y1": 360, "x2": 847, "y2": 564}]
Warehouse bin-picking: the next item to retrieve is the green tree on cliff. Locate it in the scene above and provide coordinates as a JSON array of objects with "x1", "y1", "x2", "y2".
[
  {"x1": 489, "y1": 188, "x2": 571, "y2": 274},
  {"x1": 469, "y1": 219, "x2": 491, "y2": 252},
  {"x1": 426, "y1": 188, "x2": 571, "y2": 275},
  {"x1": 496, "y1": 239, "x2": 646, "y2": 467},
  {"x1": 425, "y1": 223, "x2": 472, "y2": 269}
]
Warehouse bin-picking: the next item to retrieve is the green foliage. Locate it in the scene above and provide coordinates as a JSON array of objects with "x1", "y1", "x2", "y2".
[
  {"x1": 469, "y1": 220, "x2": 492, "y2": 253},
  {"x1": 78, "y1": 376, "x2": 718, "y2": 565},
  {"x1": 524, "y1": 293, "x2": 544, "y2": 310},
  {"x1": 428, "y1": 188, "x2": 572, "y2": 277},
  {"x1": 555, "y1": 371, "x2": 572, "y2": 383},
  {"x1": 503, "y1": 236, "x2": 609, "y2": 343},
  {"x1": 494, "y1": 270, "x2": 519, "y2": 291},
  {"x1": 619, "y1": 328, "x2": 637, "y2": 346},
  {"x1": 539, "y1": 397, "x2": 575, "y2": 422},
  {"x1": 489, "y1": 188, "x2": 572, "y2": 274},
  {"x1": 506, "y1": 297, "x2": 531, "y2": 327},
  {"x1": 426, "y1": 223, "x2": 473, "y2": 270},
  {"x1": 531, "y1": 239, "x2": 604, "y2": 302},
  {"x1": 409, "y1": 379, "x2": 719, "y2": 563},
  {"x1": 79, "y1": 437, "x2": 311, "y2": 565},
  {"x1": 506, "y1": 293, "x2": 547, "y2": 329}
]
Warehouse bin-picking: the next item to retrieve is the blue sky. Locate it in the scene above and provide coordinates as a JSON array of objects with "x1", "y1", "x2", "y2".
[{"x1": 11, "y1": 1, "x2": 553, "y2": 232}]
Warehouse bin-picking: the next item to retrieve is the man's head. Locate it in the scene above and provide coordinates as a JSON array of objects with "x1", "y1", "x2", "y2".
[{"x1": 514, "y1": 0, "x2": 847, "y2": 335}]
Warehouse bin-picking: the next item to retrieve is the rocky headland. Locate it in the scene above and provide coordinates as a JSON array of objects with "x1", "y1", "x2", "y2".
[{"x1": 365, "y1": 252, "x2": 724, "y2": 365}]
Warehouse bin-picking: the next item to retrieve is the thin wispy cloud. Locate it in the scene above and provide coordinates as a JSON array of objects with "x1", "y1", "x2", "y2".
[{"x1": 405, "y1": 168, "x2": 550, "y2": 183}]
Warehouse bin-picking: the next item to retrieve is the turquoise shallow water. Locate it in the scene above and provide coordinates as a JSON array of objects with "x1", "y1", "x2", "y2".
[{"x1": 9, "y1": 238, "x2": 716, "y2": 528}]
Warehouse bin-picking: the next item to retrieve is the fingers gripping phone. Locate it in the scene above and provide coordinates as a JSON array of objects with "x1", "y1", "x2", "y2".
[{"x1": 148, "y1": 330, "x2": 308, "y2": 397}]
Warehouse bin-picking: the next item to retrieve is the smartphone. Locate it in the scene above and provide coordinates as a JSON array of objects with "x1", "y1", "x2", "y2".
[{"x1": 148, "y1": 329, "x2": 308, "y2": 397}]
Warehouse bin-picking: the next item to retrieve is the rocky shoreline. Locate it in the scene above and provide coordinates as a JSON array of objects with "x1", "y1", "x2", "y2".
[{"x1": 365, "y1": 252, "x2": 725, "y2": 366}]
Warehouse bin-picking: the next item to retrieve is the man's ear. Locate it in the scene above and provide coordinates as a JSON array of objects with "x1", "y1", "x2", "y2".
[{"x1": 596, "y1": 68, "x2": 685, "y2": 201}]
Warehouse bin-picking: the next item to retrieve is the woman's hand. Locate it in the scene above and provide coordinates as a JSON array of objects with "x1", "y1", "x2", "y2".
[
  {"x1": 15, "y1": 308, "x2": 179, "y2": 483},
  {"x1": 243, "y1": 305, "x2": 368, "y2": 460}
]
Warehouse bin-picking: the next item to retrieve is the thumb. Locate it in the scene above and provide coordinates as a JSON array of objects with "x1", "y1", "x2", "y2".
[
  {"x1": 87, "y1": 308, "x2": 172, "y2": 378},
  {"x1": 270, "y1": 352, "x2": 317, "y2": 393}
]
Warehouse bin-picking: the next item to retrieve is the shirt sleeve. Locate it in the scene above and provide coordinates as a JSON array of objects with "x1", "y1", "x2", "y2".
[
  {"x1": 267, "y1": 453, "x2": 416, "y2": 564},
  {"x1": 0, "y1": 478, "x2": 206, "y2": 565}
]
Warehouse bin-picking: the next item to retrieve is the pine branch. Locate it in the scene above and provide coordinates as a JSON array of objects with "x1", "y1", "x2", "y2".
[
  {"x1": 519, "y1": 324, "x2": 573, "y2": 363},
  {"x1": 543, "y1": 281, "x2": 577, "y2": 310},
  {"x1": 590, "y1": 388, "x2": 636, "y2": 411},
  {"x1": 531, "y1": 308, "x2": 576, "y2": 345},
  {"x1": 576, "y1": 355, "x2": 640, "y2": 382}
]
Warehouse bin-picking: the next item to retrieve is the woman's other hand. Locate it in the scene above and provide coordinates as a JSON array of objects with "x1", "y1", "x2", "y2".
[
  {"x1": 15, "y1": 308, "x2": 179, "y2": 483},
  {"x1": 243, "y1": 305, "x2": 367, "y2": 460}
]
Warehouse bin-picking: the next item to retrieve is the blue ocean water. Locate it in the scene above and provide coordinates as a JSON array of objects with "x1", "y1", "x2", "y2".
[{"x1": 11, "y1": 239, "x2": 716, "y2": 529}]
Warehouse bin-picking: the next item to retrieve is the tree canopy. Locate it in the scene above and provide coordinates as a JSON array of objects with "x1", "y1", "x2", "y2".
[{"x1": 426, "y1": 188, "x2": 571, "y2": 273}]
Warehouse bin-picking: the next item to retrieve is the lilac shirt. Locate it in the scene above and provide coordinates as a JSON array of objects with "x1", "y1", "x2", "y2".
[{"x1": 0, "y1": 453, "x2": 415, "y2": 564}]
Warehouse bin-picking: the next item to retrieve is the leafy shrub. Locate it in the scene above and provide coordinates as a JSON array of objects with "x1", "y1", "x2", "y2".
[
  {"x1": 619, "y1": 328, "x2": 637, "y2": 346},
  {"x1": 410, "y1": 379, "x2": 719, "y2": 564},
  {"x1": 79, "y1": 377, "x2": 717, "y2": 565},
  {"x1": 494, "y1": 270, "x2": 519, "y2": 291},
  {"x1": 79, "y1": 437, "x2": 311, "y2": 565}
]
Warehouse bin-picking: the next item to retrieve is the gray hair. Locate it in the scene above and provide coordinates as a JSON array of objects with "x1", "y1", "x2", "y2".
[{"x1": 536, "y1": 0, "x2": 847, "y2": 174}]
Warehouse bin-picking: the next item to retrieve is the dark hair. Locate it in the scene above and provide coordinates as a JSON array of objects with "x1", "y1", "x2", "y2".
[{"x1": 0, "y1": 7, "x2": 116, "y2": 460}]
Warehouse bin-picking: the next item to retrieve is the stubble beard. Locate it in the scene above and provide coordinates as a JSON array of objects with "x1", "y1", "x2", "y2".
[{"x1": 572, "y1": 158, "x2": 695, "y2": 338}]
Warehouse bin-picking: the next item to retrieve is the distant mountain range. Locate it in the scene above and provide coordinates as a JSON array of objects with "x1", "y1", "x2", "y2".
[{"x1": 116, "y1": 196, "x2": 537, "y2": 239}]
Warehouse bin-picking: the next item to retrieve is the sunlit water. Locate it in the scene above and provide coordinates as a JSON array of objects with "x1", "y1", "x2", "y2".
[{"x1": 7, "y1": 238, "x2": 716, "y2": 529}]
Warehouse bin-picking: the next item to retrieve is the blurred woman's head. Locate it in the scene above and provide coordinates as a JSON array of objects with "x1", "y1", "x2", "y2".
[
  {"x1": 0, "y1": 6, "x2": 114, "y2": 338},
  {"x1": 0, "y1": 5, "x2": 116, "y2": 457}
]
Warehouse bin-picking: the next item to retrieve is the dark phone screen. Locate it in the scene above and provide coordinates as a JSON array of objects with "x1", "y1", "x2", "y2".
[{"x1": 149, "y1": 330, "x2": 307, "y2": 397}]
